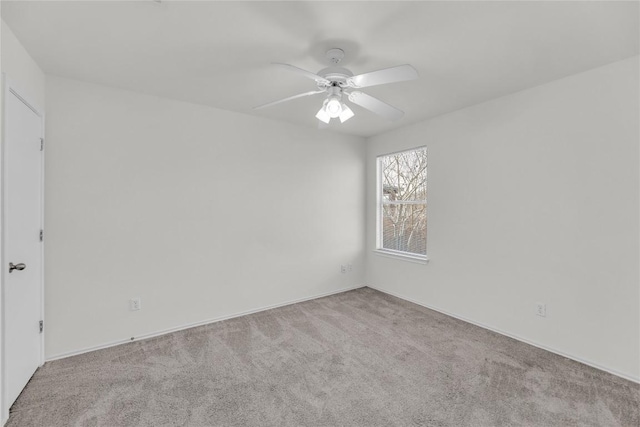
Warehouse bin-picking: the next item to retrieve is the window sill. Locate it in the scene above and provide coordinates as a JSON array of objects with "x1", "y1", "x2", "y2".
[{"x1": 373, "y1": 249, "x2": 429, "y2": 264}]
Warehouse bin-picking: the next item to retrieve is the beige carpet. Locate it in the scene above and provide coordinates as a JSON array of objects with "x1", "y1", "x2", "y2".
[{"x1": 7, "y1": 287, "x2": 639, "y2": 426}]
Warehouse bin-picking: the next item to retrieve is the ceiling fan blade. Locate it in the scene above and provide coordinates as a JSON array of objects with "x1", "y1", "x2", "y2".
[
  {"x1": 253, "y1": 90, "x2": 325, "y2": 110},
  {"x1": 273, "y1": 63, "x2": 330, "y2": 85},
  {"x1": 347, "y1": 91, "x2": 404, "y2": 121},
  {"x1": 347, "y1": 64, "x2": 418, "y2": 88}
]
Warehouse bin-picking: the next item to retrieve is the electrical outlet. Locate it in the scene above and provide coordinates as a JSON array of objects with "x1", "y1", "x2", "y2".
[
  {"x1": 130, "y1": 297, "x2": 141, "y2": 311},
  {"x1": 536, "y1": 303, "x2": 546, "y2": 317},
  {"x1": 347, "y1": 263, "x2": 353, "y2": 272},
  {"x1": 340, "y1": 265, "x2": 347, "y2": 274}
]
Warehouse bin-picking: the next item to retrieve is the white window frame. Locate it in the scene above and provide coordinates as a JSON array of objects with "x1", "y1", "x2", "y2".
[{"x1": 375, "y1": 146, "x2": 428, "y2": 263}]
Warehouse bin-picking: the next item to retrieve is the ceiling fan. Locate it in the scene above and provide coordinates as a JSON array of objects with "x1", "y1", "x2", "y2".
[{"x1": 254, "y1": 48, "x2": 419, "y2": 125}]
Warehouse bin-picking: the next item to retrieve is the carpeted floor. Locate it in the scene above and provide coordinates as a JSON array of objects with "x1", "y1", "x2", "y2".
[{"x1": 7, "y1": 287, "x2": 639, "y2": 426}]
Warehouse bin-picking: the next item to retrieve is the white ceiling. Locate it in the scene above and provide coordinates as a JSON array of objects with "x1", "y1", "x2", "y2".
[{"x1": 2, "y1": 1, "x2": 638, "y2": 137}]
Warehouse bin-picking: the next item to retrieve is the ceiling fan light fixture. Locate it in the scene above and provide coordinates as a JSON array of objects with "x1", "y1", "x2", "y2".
[
  {"x1": 339, "y1": 104, "x2": 354, "y2": 123},
  {"x1": 325, "y1": 95, "x2": 343, "y2": 118},
  {"x1": 316, "y1": 104, "x2": 331, "y2": 123}
]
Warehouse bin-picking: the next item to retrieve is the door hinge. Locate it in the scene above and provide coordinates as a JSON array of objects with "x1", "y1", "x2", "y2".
[
  {"x1": 39, "y1": 229, "x2": 43, "y2": 242},
  {"x1": 40, "y1": 138, "x2": 44, "y2": 151},
  {"x1": 39, "y1": 320, "x2": 43, "y2": 333}
]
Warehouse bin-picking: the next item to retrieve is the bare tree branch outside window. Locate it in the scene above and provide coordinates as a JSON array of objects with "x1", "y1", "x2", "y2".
[{"x1": 379, "y1": 147, "x2": 427, "y2": 256}]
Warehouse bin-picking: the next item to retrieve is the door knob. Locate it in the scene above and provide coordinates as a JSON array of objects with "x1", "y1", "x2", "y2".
[{"x1": 9, "y1": 262, "x2": 26, "y2": 273}]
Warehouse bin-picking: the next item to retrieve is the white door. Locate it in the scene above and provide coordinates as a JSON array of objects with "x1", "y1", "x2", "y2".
[{"x1": 3, "y1": 87, "x2": 43, "y2": 409}]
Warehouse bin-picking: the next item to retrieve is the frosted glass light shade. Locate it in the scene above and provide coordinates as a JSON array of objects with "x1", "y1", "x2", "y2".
[
  {"x1": 326, "y1": 97, "x2": 342, "y2": 118},
  {"x1": 339, "y1": 104, "x2": 354, "y2": 123},
  {"x1": 316, "y1": 106, "x2": 330, "y2": 123}
]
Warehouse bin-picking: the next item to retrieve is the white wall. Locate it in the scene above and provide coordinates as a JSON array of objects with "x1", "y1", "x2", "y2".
[
  {"x1": 44, "y1": 76, "x2": 365, "y2": 358},
  {"x1": 1, "y1": 19, "x2": 45, "y2": 110},
  {"x1": 365, "y1": 56, "x2": 640, "y2": 381}
]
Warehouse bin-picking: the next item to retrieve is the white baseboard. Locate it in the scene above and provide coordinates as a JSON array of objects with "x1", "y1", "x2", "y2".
[
  {"x1": 46, "y1": 283, "x2": 639, "y2": 384},
  {"x1": 365, "y1": 285, "x2": 640, "y2": 384},
  {"x1": 46, "y1": 284, "x2": 366, "y2": 362}
]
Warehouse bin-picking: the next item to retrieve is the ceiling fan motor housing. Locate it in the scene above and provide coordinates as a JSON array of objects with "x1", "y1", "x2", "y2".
[{"x1": 317, "y1": 67, "x2": 354, "y2": 88}]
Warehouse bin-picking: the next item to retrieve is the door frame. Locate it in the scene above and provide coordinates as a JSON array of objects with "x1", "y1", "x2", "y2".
[{"x1": 0, "y1": 74, "x2": 45, "y2": 425}]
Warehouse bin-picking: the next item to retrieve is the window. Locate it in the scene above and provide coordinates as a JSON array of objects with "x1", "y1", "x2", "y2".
[{"x1": 377, "y1": 147, "x2": 427, "y2": 259}]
